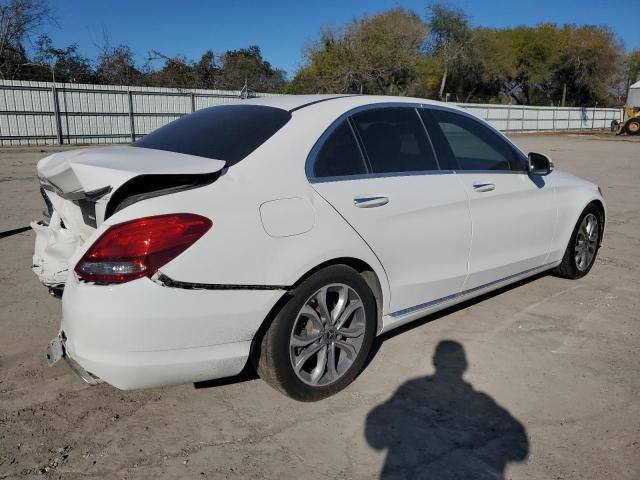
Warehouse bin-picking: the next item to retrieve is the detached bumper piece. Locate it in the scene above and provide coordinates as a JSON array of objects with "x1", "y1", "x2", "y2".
[{"x1": 46, "y1": 335, "x2": 102, "y2": 385}]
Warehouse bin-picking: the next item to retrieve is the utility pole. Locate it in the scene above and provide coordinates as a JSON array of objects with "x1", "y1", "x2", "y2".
[{"x1": 561, "y1": 83, "x2": 567, "y2": 108}]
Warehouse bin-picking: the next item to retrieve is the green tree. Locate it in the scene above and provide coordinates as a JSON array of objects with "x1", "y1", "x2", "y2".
[
  {"x1": 192, "y1": 50, "x2": 219, "y2": 89},
  {"x1": 219, "y1": 45, "x2": 286, "y2": 92},
  {"x1": 289, "y1": 8, "x2": 427, "y2": 95},
  {"x1": 627, "y1": 50, "x2": 640, "y2": 84},
  {"x1": 29, "y1": 34, "x2": 93, "y2": 83},
  {"x1": 551, "y1": 25, "x2": 623, "y2": 106},
  {"x1": 425, "y1": 3, "x2": 471, "y2": 100},
  {"x1": 144, "y1": 51, "x2": 196, "y2": 88}
]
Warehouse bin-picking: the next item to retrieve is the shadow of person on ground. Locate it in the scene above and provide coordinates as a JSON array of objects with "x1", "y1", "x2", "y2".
[{"x1": 365, "y1": 340, "x2": 529, "y2": 479}]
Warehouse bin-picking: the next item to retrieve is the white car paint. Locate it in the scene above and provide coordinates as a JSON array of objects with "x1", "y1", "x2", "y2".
[
  {"x1": 33, "y1": 94, "x2": 605, "y2": 390},
  {"x1": 312, "y1": 173, "x2": 471, "y2": 314},
  {"x1": 460, "y1": 171, "x2": 556, "y2": 291},
  {"x1": 259, "y1": 197, "x2": 315, "y2": 237}
]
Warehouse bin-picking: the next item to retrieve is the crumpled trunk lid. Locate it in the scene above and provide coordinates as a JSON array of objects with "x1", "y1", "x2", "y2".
[{"x1": 32, "y1": 146, "x2": 225, "y2": 288}]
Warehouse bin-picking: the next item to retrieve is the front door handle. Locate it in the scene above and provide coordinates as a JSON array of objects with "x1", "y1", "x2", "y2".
[
  {"x1": 472, "y1": 182, "x2": 495, "y2": 193},
  {"x1": 353, "y1": 196, "x2": 389, "y2": 208}
]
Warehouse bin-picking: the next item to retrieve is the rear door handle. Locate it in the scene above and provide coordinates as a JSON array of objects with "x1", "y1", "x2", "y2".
[
  {"x1": 472, "y1": 182, "x2": 495, "y2": 193},
  {"x1": 353, "y1": 196, "x2": 389, "y2": 208}
]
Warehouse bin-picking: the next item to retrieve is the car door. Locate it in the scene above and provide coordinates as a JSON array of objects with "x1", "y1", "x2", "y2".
[
  {"x1": 421, "y1": 107, "x2": 556, "y2": 291},
  {"x1": 308, "y1": 105, "x2": 472, "y2": 316}
]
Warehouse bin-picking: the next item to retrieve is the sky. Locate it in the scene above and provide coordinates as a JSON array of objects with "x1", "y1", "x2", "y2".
[{"x1": 44, "y1": 0, "x2": 639, "y2": 78}]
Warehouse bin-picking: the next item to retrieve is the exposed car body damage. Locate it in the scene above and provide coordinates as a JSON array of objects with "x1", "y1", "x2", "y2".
[
  {"x1": 31, "y1": 211, "x2": 82, "y2": 288},
  {"x1": 105, "y1": 171, "x2": 221, "y2": 220},
  {"x1": 31, "y1": 146, "x2": 226, "y2": 289}
]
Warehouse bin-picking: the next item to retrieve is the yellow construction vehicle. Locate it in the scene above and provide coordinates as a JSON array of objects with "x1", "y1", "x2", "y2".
[{"x1": 612, "y1": 80, "x2": 640, "y2": 135}]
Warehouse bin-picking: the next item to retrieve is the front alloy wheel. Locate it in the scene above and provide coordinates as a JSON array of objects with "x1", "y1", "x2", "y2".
[
  {"x1": 574, "y1": 213, "x2": 599, "y2": 272},
  {"x1": 554, "y1": 204, "x2": 603, "y2": 279}
]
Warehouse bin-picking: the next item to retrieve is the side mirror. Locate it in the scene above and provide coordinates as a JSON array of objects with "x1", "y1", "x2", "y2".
[{"x1": 528, "y1": 152, "x2": 554, "y2": 176}]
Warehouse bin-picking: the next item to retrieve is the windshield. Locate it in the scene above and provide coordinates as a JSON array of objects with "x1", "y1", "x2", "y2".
[{"x1": 133, "y1": 104, "x2": 291, "y2": 166}]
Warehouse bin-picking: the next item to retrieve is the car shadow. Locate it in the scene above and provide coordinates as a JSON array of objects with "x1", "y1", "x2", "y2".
[
  {"x1": 194, "y1": 364, "x2": 259, "y2": 389},
  {"x1": 365, "y1": 340, "x2": 529, "y2": 479}
]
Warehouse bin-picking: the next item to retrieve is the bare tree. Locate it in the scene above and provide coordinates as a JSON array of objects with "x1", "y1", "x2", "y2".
[
  {"x1": 0, "y1": 0, "x2": 51, "y2": 79},
  {"x1": 96, "y1": 44, "x2": 140, "y2": 85}
]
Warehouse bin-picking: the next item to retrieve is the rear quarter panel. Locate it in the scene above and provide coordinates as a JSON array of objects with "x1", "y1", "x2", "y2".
[{"x1": 93, "y1": 103, "x2": 392, "y2": 314}]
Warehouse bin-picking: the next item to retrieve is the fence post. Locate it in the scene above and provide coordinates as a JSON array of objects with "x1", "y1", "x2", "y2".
[
  {"x1": 552, "y1": 107, "x2": 556, "y2": 132},
  {"x1": 51, "y1": 84, "x2": 63, "y2": 145},
  {"x1": 127, "y1": 91, "x2": 135, "y2": 143},
  {"x1": 190, "y1": 93, "x2": 196, "y2": 113},
  {"x1": 506, "y1": 105, "x2": 511, "y2": 131}
]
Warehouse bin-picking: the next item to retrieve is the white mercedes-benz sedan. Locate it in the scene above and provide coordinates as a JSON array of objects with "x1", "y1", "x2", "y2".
[{"x1": 33, "y1": 95, "x2": 605, "y2": 401}]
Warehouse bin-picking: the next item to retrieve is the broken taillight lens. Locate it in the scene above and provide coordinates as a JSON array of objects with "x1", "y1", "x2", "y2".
[{"x1": 75, "y1": 213, "x2": 212, "y2": 284}]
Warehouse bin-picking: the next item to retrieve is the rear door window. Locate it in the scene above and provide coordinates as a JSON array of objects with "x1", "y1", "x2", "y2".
[
  {"x1": 133, "y1": 104, "x2": 291, "y2": 166},
  {"x1": 312, "y1": 120, "x2": 368, "y2": 178},
  {"x1": 421, "y1": 108, "x2": 525, "y2": 172},
  {"x1": 351, "y1": 107, "x2": 438, "y2": 174}
]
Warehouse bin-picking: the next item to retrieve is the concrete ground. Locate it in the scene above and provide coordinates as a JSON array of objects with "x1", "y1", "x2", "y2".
[{"x1": 0, "y1": 133, "x2": 639, "y2": 479}]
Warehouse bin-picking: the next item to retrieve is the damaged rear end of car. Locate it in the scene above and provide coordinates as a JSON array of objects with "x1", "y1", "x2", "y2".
[
  {"x1": 31, "y1": 146, "x2": 224, "y2": 292},
  {"x1": 33, "y1": 103, "x2": 294, "y2": 389},
  {"x1": 34, "y1": 146, "x2": 226, "y2": 379}
]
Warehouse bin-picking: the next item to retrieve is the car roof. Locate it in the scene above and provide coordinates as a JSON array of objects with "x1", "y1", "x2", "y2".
[{"x1": 240, "y1": 94, "x2": 459, "y2": 114}]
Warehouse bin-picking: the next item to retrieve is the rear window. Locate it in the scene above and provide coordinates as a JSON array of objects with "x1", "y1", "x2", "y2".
[
  {"x1": 133, "y1": 104, "x2": 291, "y2": 166},
  {"x1": 351, "y1": 107, "x2": 438, "y2": 174},
  {"x1": 313, "y1": 120, "x2": 367, "y2": 178}
]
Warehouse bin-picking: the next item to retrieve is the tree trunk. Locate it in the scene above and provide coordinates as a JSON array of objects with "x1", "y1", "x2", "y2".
[
  {"x1": 439, "y1": 64, "x2": 448, "y2": 101},
  {"x1": 464, "y1": 87, "x2": 476, "y2": 103}
]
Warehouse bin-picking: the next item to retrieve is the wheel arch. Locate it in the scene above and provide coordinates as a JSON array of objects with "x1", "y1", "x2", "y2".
[
  {"x1": 249, "y1": 257, "x2": 386, "y2": 368},
  {"x1": 289, "y1": 257, "x2": 385, "y2": 333},
  {"x1": 587, "y1": 198, "x2": 606, "y2": 246}
]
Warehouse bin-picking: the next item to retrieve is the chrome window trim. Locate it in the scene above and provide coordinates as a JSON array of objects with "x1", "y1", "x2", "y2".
[
  {"x1": 451, "y1": 170, "x2": 531, "y2": 175},
  {"x1": 309, "y1": 169, "x2": 455, "y2": 184}
]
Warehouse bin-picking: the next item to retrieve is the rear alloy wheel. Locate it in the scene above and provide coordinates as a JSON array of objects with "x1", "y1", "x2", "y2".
[
  {"x1": 625, "y1": 119, "x2": 640, "y2": 136},
  {"x1": 289, "y1": 283, "x2": 366, "y2": 387},
  {"x1": 554, "y1": 205, "x2": 603, "y2": 279},
  {"x1": 254, "y1": 265, "x2": 376, "y2": 401}
]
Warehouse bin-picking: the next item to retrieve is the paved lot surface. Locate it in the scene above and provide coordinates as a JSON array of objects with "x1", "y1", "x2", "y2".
[{"x1": 1, "y1": 133, "x2": 639, "y2": 479}]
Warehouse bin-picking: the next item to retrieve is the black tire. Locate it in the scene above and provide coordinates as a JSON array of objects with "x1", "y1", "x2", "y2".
[
  {"x1": 253, "y1": 265, "x2": 377, "y2": 402},
  {"x1": 625, "y1": 119, "x2": 640, "y2": 136},
  {"x1": 553, "y1": 204, "x2": 603, "y2": 279}
]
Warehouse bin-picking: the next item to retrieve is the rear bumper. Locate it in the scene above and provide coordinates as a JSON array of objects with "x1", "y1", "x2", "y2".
[
  {"x1": 58, "y1": 275, "x2": 285, "y2": 389},
  {"x1": 64, "y1": 338, "x2": 252, "y2": 389}
]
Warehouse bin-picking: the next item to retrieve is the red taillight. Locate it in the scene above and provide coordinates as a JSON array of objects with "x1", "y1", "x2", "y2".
[{"x1": 75, "y1": 213, "x2": 212, "y2": 284}]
